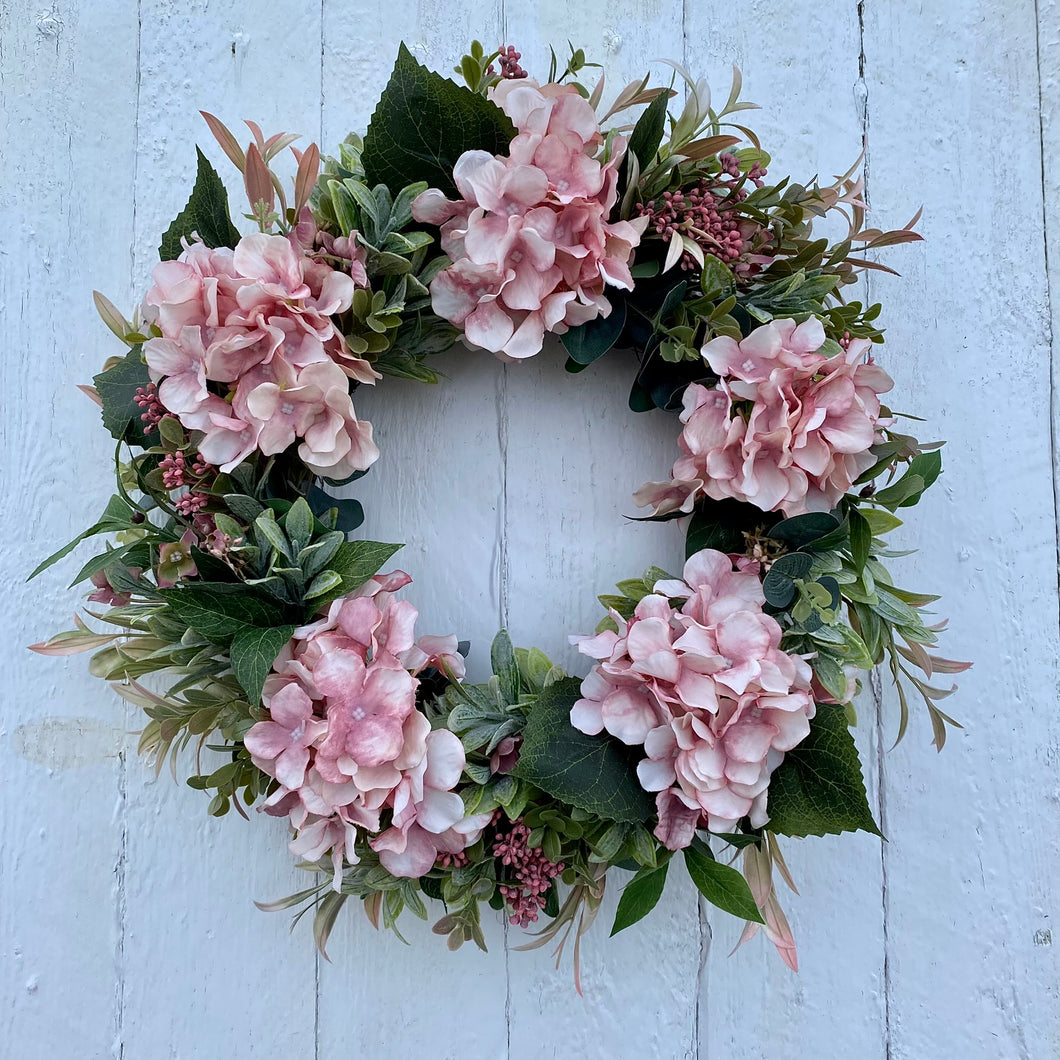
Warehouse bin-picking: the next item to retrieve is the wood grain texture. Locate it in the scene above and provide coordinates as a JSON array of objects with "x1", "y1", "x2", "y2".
[
  {"x1": 3, "y1": 1, "x2": 1059, "y2": 1057},
  {"x1": 119, "y1": 5, "x2": 322, "y2": 1057},
  {"x1": 1, "y1": 3, "x2": 138, "y2": 1056},
  {"x1": 864, "y1": 1, "x2": 1060, "y2": 1057},
  {"x1": 680, "y1": 5, "x2": 889, "y2": 1058}
]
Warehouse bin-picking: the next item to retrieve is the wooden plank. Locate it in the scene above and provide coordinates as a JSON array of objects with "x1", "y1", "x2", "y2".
[
  {"x1": 0, "y1": 3, "x2": 138, "y2": 1056},
  {"x1": 315, "y1": 7, "x2": 511, "y2": 1059},
  {"x1": 117, "y1": 5, "x2": 321, "y2": 1056},
  {"x1": 498, "y1": 6, "x2": 705, "y2": 1057},
  {"x1": 865, "y1": 1, "x2": 1060, "y2": 1056},
  {"x1": 679, "y1": 4, "x2": 889, "y2": 1057}
]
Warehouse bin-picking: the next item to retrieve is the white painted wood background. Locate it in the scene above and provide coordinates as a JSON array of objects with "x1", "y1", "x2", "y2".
[{"x1": 3, "y1": 1, "x2": 1059, "y2": 1057}]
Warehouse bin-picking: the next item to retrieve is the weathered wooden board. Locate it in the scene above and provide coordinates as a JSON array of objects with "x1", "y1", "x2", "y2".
[{"x1": 3, "y1": 1, "x2": 1059, "y2": 1057}]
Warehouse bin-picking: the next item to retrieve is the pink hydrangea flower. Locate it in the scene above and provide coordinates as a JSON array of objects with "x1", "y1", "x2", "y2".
[
  {"x1": 142, "y1": 233, "x2": 379, "y2": 476},
  {"x1": 570, "y1": 549, "x2": 815, "y2": 846},
  {"x1": 412, "y1": 80, "x2": 648, "y2": 361},
  {"x1": 634, "y1": 318, "x2": 894, "y2": 518},
  {"x1": 242, "y1": 572, "x2": 479, "y2": 886}
]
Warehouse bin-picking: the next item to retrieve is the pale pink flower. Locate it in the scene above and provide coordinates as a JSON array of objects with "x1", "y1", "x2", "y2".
[
  {"x1": 635, "y1": 318, "x2": 894, "y2": 518},
  {"x1": 370, "y1": 729, "x2": 471, "y2": 877},
  {"x1": 246, "y1": 573, "x2": 479, "y2": 887},
  {"x1": 570, "y1": 549, "x2": 815, "y2": 845},
  {"x1": 245, "y1": 680, "x2": 327, "y2": 789},
  {"x1": 412, "y1": 80, "x2": 646, "y2": 361},
  {"x1": 141, "y1": 234, "x2": 379, "y2": 479}
]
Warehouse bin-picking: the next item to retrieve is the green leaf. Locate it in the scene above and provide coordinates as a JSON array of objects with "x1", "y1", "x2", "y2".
[
  {"x1": 849, "y1": 507, "x2": 872, "y2": 570},
  {"x1": 511, "y1": 678, "x2": 654, "y2": 823},
  {"x1": 627, "y1": 89, "x2": 670, "y2": 171},
  {"x1": 223, "y1": 494, "x2": 265, "y2": 523},
  {"x1": 306, "y1": 485, "x2": 364, "y2": 533},
  {"x1": 490, "y1": 629, "x2": 520, "y2": 703},
  {"x1": 767, "y1": 512, "x2": 841, "y2": 549},
  {"x1": 283, "y1": 498, "x2": 315, "y2": 553},
  {"x1": 762, "y1": 551, "x2": 813, "y2": 607},
  {"x1": 317, "y1": 539, "x2": 403, "y2": 607},
  {"x1": 29, "y1": 496, "x2": 137, "y2": 580},
  {"x1": 159, "y1": 583, "x2": 290, "y2": 646},
  {"x1": 561, "y1": 299, "x2": 626, "y2": 365},
  {"x1": 685, "y1": 499, "x2": 759, "y2": 557},
  {"x1": 159, "y1": 147, "x2": 241, "y2": 261},
  {"x1": 362, "y1": 43, "x2": 516, "y2": 197},
  {"x1": 766, "y1": 704, "x2": 883, "y2": 838},
  {"x1": 230, "y1": 624, "x2": 295, "y2": 705},
  {"x1": 93, "y1": 347, "x2": 151, "y2": 446},
  {"x1": 683, "y1": 839, "x2": 763, "y2": 923},
  {"x1": 897, "y1": 450, "x2": 942, "y2": 507},
  {"x1": 611, "y1": 861, "x2": 669, "y2": 935}
]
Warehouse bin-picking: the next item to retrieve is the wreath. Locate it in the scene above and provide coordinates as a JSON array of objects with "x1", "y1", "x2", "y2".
[{"x1": 31, "y1": 40, "x2": 968, "y2": 978}]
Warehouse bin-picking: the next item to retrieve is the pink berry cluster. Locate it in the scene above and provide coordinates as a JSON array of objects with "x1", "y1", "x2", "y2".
[
  {"x1": 492, "y1": 816, "x2": 565, "y2": 927},
  {"x1": 158, "y1": 449, "x2": 214, "y2": 517},
  {"x1": 636, "y1": 155, "x2": 769, "y2": 274},
  {"x1": 133, "y1": 383, "x2": 165, "y2": 432},
  {"x1": 496, "y1": 44, "x2": 527, "y2": 79},
  {"x1": 159, "y1": 449, "x2": 211, "y2": 489},
  {"x1": 434, "y1": 850, "x2": 470, "y2": 870}
]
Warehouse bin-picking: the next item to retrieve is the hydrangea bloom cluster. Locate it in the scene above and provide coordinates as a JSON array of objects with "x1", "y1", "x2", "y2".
[
  {"x1": 411, "y1": 79, "x2": 648, "y2": 361},
  {"x1": 570, "y1": 549, "x2": 815, "y2": 847},
  {"x1": 244, "y1": 571, "x2": 487, "y2": 885},
  {"x1": 635, "y1": 318, "x2": 895, "y2": 518},
  {"x1": 142, "y1": 233, "x2": 379, "y2": 478}
]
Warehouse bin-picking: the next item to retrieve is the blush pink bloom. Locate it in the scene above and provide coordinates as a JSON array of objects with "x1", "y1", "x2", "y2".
[
  {"x1": 245, "y1": 572, "x2": 479, "y2": 887},
  {"x1": 412, "y1": 80, "x2": 647, "y2": 361},
  {"x1": 634, "y1": 318, "x2": 894, "y2": 518},
  {"x1": 570, "y1": 549, "x2": 815, "y2": 845},
  {"x1": 142, "y1": 234, "x2": 379, "y2": 477}
]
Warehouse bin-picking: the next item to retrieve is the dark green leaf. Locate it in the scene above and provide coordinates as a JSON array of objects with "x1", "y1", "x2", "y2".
[
  {"x1": 849, "y1": 507, "x2": 871, "y2": 570},
  {"x1": 159, "y1": 583, "x2": 290, "y2": 646},
  {"x1": 762, "y1": 552, "x2": 813, "y2": 608},
  {"x1": 897, "y1": 450, "x2": 942, "y2": 507},
  {"x1": 685, "y1": 499, "x2": 758, "y2": 557},
  {"x1": 93, "y1": 347, "x2": 151, "y2": 446},
  {"x1": 511, "y1": 678, "x2": 654, "y2": 823},
  {"x1": 611, "y1": 861, "x2": 669, "y2": 935},
  {"x1": 766, "y1": 704, "x2": 883, "y2": 838},
  {"x1": 306, "y1": 484, "x2": 364, "y2": 532},
  {"x1": 316, "y1": 539, "x2": 403, "y2": 608},
  {"x1": 684, "y1": 839, "x2": 763, "y2": 923},
  {"x1": 627, "y1": 89, "x2": 670, "y2": 172},
  {"x1": 362, "y1": 43, "x2": 516, "y2": 197},
  {"x1": 159, "y1": 147, "x2": 241, "y2": 261},
  {"x1": 767, "y1": 512, "x2": 841, "y2": 549},
  {"x1": 561, "y1": 300, "x2": 626, "y2": 365},
  {"x1": 230, "y1": 624, "x2": 295, "y2": 705}
]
